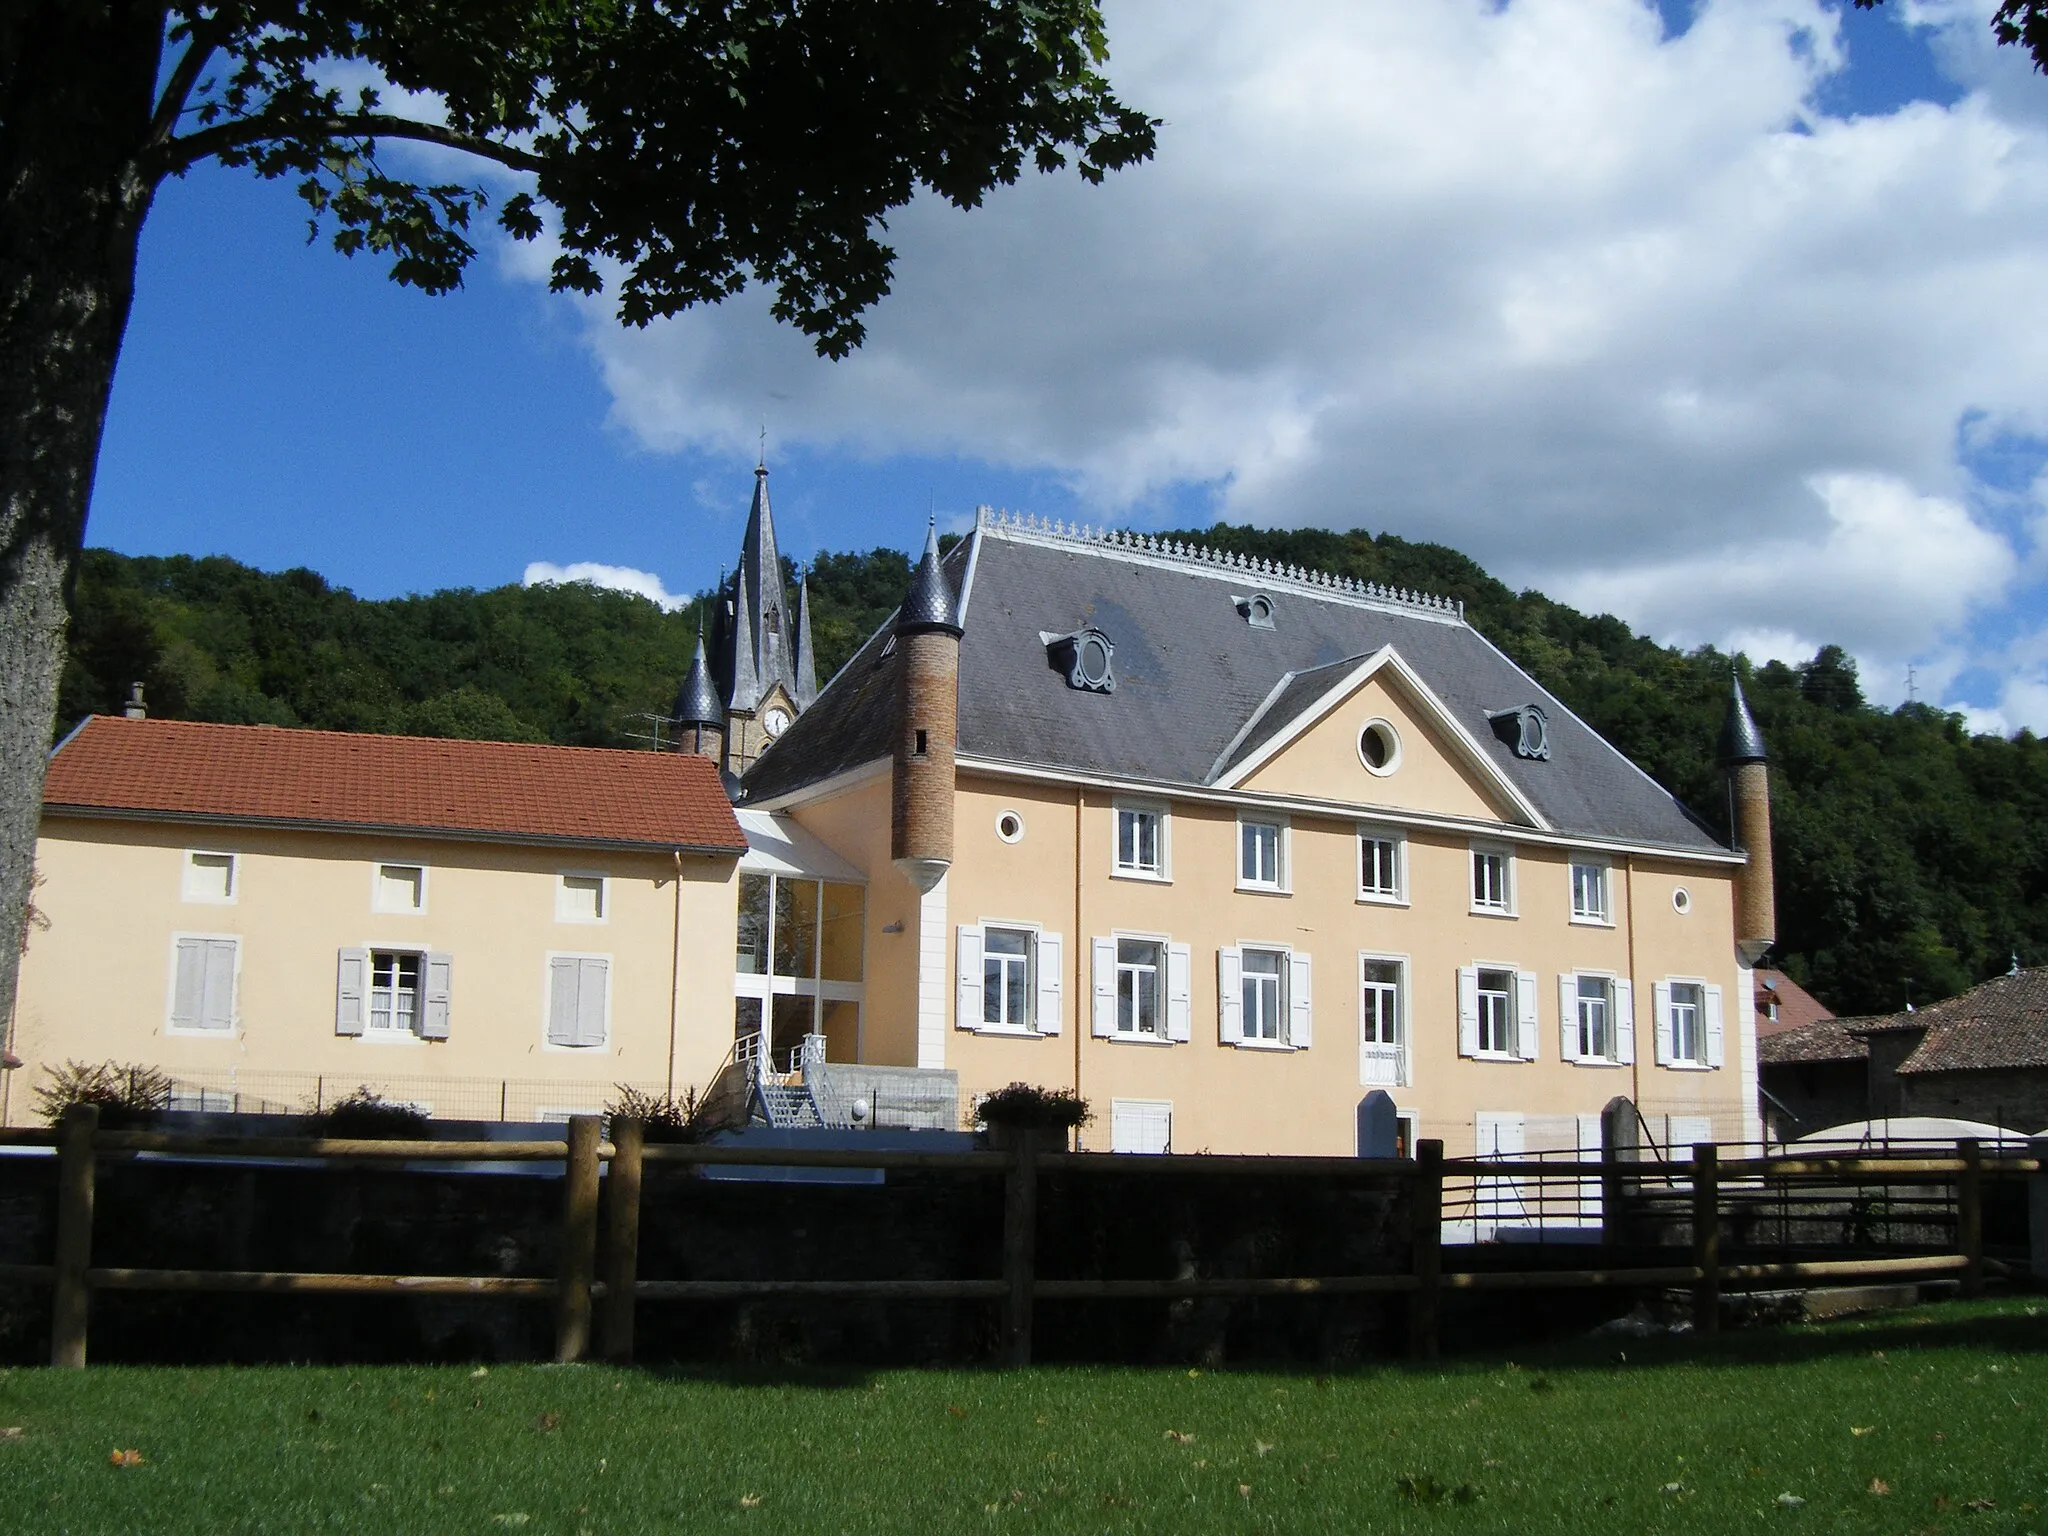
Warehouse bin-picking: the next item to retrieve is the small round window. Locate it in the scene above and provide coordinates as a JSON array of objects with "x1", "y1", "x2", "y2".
[
  {"x1": 1075, "y1": 634, "x2": 1113, "y2": 689},
  {"x1": 1358, "y1": 719, "x2": 1402, "y2": 776},
  {"x1": 996, "y1": 810, "x2": 1025, "y2": 844},
  {"x1": 1672, "y1": 887, "x2": 1693, "y2": 915}
]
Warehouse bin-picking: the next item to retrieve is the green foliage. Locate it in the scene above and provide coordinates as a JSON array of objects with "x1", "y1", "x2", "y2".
[
  {"x1": 307, "y1": 1087, "x2": 430, "y2": 1139},
  {"x1": 148, "y1": 2, "x2": 1157, "y2": 358},
  {"x1": 976, "y1": 1081, "x2": 1092, "y2": 1130},
  {"x1": 31, "y1": 1060, "x2": 174, "y2": 1128},
  {"x1": 605, "y1": 1084, "x2": 712, "y2": 1144}
]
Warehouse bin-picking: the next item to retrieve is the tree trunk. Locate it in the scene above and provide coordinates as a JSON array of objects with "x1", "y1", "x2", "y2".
[{"x1": 0, "y1": 5, "x2": 164, "y2": 1053}]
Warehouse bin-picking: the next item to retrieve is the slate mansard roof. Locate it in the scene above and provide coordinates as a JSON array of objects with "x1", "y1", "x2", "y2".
[
  {"x1": 745, "y1": 515, "x2": 1729, "y2": 857},
  {"x1": 44, "y1": 716, "x2": 748, "y2": 855}
]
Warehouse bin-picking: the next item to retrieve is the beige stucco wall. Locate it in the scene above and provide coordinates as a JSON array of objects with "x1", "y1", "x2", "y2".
[
  {"x1": 797, "y1": 727, "x2": 1754, "y2": 1157},
  {"x1": 6, "y1": 816, "x2": 737, "y2": 1126}
]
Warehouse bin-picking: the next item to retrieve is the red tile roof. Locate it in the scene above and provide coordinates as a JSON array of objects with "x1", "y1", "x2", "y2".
[
  {"x1": 1754, "y1": 969, "x2": 1834, "y2": 1037},
  {"x1": 43, "y1": 716, "x2": 746, "y2": 854}
]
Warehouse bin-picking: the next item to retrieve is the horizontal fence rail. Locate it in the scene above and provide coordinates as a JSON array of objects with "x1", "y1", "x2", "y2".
[{"x1": 2, "y1": 1106, "x2": 2028, "y2": 1368}]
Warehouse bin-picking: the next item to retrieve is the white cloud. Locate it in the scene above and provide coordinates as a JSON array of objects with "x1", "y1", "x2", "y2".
[
  {"x1": 527, "y1": 0, "x2": 2048, "y2": 725},
  {"x1": 522, "y1": 560, "x2": 689, "y2": 610}
]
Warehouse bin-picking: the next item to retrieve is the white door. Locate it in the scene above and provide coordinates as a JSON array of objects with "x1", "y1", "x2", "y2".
[
  {"x1": 1110, "y1": 1098, "x2": 1173, "y2": 1154},
  {"x1": 1360, "y1": 957, "x2": 1402, "y2": 1087}
]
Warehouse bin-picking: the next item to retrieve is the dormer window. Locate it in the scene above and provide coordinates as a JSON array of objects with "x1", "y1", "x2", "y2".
[
  {"x1": 1235, "y1": 593, "x2": 1276, "y2": 630},
  {"x1": 1488, "y1": 704, "x2": 1550, "y2": 761},
  {"x1": 1048, "y1": 627, "x2": 1116, "y2": 693}
]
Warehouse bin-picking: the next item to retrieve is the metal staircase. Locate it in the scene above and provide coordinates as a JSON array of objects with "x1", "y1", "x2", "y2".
[{"x1": 738, "y1": 1029, "x2": 844, "y2": 1129}]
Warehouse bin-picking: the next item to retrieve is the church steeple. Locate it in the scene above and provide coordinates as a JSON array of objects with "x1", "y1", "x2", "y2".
[{"x1": 699, "y1": 461, "x2": 815, "y2": 779}]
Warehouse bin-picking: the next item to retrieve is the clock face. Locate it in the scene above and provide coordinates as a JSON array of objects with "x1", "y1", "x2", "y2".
[{"x1": 763, "y1": 706, "x2": 792, "y2": 739}]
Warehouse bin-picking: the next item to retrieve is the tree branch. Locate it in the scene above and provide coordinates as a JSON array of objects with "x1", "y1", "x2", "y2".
[
  {"x1": 148, "y1": 30, "x2": 218, "y2": 147},
  {"x1": 151, "y1": 112, "x2": 548, "y2": 179}
]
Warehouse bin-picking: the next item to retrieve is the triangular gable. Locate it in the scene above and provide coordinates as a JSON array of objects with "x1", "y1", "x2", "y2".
[{"x1": 1210, "y1": 646, "x2": 1549, "y2": 829}]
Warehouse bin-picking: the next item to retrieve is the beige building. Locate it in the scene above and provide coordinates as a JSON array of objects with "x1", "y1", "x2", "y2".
[
  {"x1": 3, "y1": 719, "x2": 746, "y2": 1126},
  {"x1": 738, "y1": 511, "x2": 1777, "y2": 1163}
]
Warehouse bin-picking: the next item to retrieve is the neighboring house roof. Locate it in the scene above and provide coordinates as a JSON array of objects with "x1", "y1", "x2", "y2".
[
  {"x1": 43, "y1": 716, "x2": 748, "y2": 855},
  {"x1": 746, "y1": 514, "x2": 1729, "y2": 856},
  {"x1": 1758, "y1": 1018, "x2": 1871, "y2": 1065},
  {"x1": 1898, "y1": 1017, "x2": 2048, "y2": 1074},
  {"x1": 1754, "y1": 969, "x2": 1834, "y2": 1037}
]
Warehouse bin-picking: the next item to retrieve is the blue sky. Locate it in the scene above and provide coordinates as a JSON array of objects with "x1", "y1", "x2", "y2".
[{"x1": 92, "y1": 1, "x2": 2048, "y2": 727}]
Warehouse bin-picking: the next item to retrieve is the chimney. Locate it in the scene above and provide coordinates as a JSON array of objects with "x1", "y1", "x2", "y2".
[
  {"x1": 890, "y1": 523, "x2": 962, "y2": 894},
  {"x1": 1719, "y1": 671, "x2": 1774, "y2": 965},
  {"x1": 123, "y1": 683, "x2": 147, "y2": 720}
]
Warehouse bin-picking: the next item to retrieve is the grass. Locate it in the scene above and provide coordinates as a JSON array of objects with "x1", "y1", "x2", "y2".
[{"x1": 1, "y1": 1298, "x2": 2045, "y2": 1533}]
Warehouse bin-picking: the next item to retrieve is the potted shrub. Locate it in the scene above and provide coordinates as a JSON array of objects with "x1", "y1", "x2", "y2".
[
  {"x1": 976, "y1": 1082, "x2": 1091, "y2": 1153},
  {"x1": 32, "y1": 1060, "x2": 172, "y2": 1130}
]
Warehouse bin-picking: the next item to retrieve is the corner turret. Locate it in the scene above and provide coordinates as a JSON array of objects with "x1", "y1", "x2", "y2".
[
  {"x1": 1720, "y1": 671, "x2": 1775, "y2": 965},
  {"x1": 891, "y1": 523, "x2": 962, "y2": 893},
  {"x1": 673, "y1": 623, "x2": 725, "y2": 761}
]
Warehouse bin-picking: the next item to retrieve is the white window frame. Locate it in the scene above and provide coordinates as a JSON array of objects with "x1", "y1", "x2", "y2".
[
  {"x1": 371, "y1": 860, "x2": 429, "y2": 915},
  {"x1": 1111, "y1": 800, "x2": 1170, "y2": 883},
  {"x1": 1237, "y1": 943, "x2": 1289, "y2": 1045},
  {"x1": 165, "y1": 932, "x2": 240, "y2": 1036},
  {"x1": 1459, "y1": 962, "x2": 1539, "y2": 1062},
  {"x1": 543, "y1": 950, "x2": 613, "y2": 1051},
  {"x1": 555, "y1": 871, "x2": 610, "y2": 924},
  {"x1": 1559, "y1": 969, "x2": 1634, "y2": 1067},
  {"x1": 181, "y1": 850, "x2": 238, "y2": 905},
  {"x1": 1358, "y1": 952, "x2": 1408, "y2": 1088},
  {"x1": 1235, "y1": 814, "x2": 1289, "y2": 894},
  {"x1": 1654, "y1": 976, "x2": 1722, "y2": 1071},
  {"x1": 1469, "y1": 843, "x2": 1515, "y2": 917},
  {"x1": 1113, "y1": 932, "x2": 1168, "y2": 1039},
  {"x1": 1356, "y1": 825, "x2": 1407, "y2": 906},
  {"x1": 978, "y1": 920, "x2": 1040, "y2": 1033},
  {"x1": 364, "y1": 946, "x2": 427, "y2": 1041},
  {"x1": 1474, "y1": 965, "x2": 1518, "y2": 1056},
  {"x1": 1569, "y1": 856, "x2": 1613, "y2": 927}
]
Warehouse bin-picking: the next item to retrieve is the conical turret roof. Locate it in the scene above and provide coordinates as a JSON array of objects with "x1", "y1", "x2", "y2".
[
  {"x1": 896, "y1": 522, "x2": 962, "y2": 637},
  {"x1": 674, "y1": 623, "x2": 724, "y2": 728},
  {"x1": 1719, "y1": 671, "x2": 1768, "y2": 764}
]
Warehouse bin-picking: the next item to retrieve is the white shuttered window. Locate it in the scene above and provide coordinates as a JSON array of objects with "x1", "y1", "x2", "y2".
[
  {"x1": 169, "y1": 936, "x2": 237, "y2": 1032},
  {"x1": 547, "y1": 955, "x2": 610, "y2": 1048}
]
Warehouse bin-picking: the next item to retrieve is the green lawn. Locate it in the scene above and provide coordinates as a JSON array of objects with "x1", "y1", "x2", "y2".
[{"x1": 1, "y1": 1298, "x2": 2045, "y2": 1533}]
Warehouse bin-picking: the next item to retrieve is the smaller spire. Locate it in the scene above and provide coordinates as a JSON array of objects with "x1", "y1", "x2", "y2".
[
  {"x1": 794, "y1": 572, "x2": 819, "y2": 708},
  {"x1": 896, "y1": 519, "x2": 963, "y2": 637},
  {"x1": 1718, "y1": 669, "x2": 1768, "y2": 764},
  {"x1": 675, "y1": 621, "x2": 723, "y2": 728},
  {"x1": 728, "y1": 574, "x2": 762, "y2": 712}
]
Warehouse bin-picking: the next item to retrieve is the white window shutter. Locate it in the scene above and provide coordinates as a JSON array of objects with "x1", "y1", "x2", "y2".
[
  {"x1": 1217, "y1": 947, "x2": 1243, "y2": 1044},
  {"x1": 1704, "y1": 983, "x2": 1725, "y2": 1067},
  {"x1": 335, "y1": 947, "x2": 368, "y2": 1036},
  {"x1": 200, "y1": 940, "x2": 236, "y2": 1031},
  {"x1": 548, "y1": 956, "x2": 580, "y2": 1045},
  {"x1": 576, "y1": 958, "x2": 609, "y2": 1047},
  {"x1": 1456, "y1": 965, "x2": 1479, "y2": 1057},
  {"x1": 1035, "y1": 932, "x2": 1063, "y2": 1035},
  {"x1": 956, "y1": 924, "x2": 983, "y2": 1030},
  {"x1": 1166, "y1": 943, "x2": 1193, "y2": 1042},
  {"x1": 1652, "y1": 981, "x2": 1673, "y2": 1065},
  {"x1": 421, "y1": 952, "x2": 453, "y2": 1040},
  {"x1": 1288, "y1": 951, "x2": 1313, "y2": 1049},
  {"x1": 171, "y1": 938, "x2": 205, "y2": 1028},
  {"x1": 1091, "y1": 937, "x2": 1117, "y2": 1038},
  {"x1": 1558, "y1": 974, "x2": 1580, "y2": 1063},
  {"x1": 1516, "y1": 969, "x2": 1540, "y2": 1060},
  {"x1": 1614, "y1": 977, "x2": 1636, "y2": 1064}
]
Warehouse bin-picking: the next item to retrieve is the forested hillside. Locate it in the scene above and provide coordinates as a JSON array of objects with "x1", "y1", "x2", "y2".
[{"x1": 56, "y1": 533, "x2": 2048, "y2": 1017}]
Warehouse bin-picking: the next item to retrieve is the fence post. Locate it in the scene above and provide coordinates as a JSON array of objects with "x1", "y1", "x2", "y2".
[
  {"x1": 1002, "y1": 1134, "x2": 1039, "y2": 1367},
  {"x1": 1600, "y1": 1097, "x2": 1640, "y2": 1246},
  {"x1": 555, "y1": 1115, "x2": 601, "y2": 1362},
  {"x1": 1958, "y1": 1137, "x2": 1984, "y2": 1299},
  {"x1": 599, "y1": 1117, "x2": 645, "y2": 1364},
  {"x1": 1691, "y1": 1142, "x2": 1720, "y2": 1336},
  {"x1": 50, "y1": 1103, "x2": 100, "y2": 1368},
  {"x1": 1408, "y1": 1139, "x2": 1443, "y2": 1361},
  {"x1": 2030, "y1": 1137, "x2": 2048, "y2": 1285}
]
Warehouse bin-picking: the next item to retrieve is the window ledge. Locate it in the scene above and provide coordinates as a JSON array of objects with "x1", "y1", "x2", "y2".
[
  {"x1": 1569, "y1": 915, "x2": 1616, "y2": 928},
  {"x1": 1466, "y1": 1051, "x2": 1524, "y2": 1063},
  {"x1": 1469, "y1": 906, "x2": 1517, "y2": 920},
  {"x1": 1231, "y1": 1038, "x2": 1299, "y2": 1052},
  {"x1": 1570, "y1": 1058, "x2": 1628, "y2": 1069},
  {"x1": 1235, "y1": 883, "x2": 1291, "y2": 897},
  {"x1": 1110, "y1": 869, "x2": 1172, "y2": 885},
  {"x1": 1660, "y1": 1060, "x2": 1715, "y2": 1072},
  {"x1": 967, "y1": 1024, "x2": 1049, "y2": 1040},
  {"x1": 1357, "y1": 893, "x2": 1409, "y2": 908},
  {"x1": 1104, "y1": 1033, "x2": 1177, "y2": 1047}
]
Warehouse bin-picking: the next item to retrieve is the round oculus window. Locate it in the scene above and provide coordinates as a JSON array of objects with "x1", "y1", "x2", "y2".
[
  {"x1": 1672, "y1": 887, "x2": 1693, "y2": 915},
  {"x1": 1074, "y1": 633, "x2": 1113, "y2": 689},
  {"x1": 996, "y1": 810, "x2": 1025, "y2": 844},
  {"x1": 1357, "y1": 719, "x2": 1402, "y2": 776}
]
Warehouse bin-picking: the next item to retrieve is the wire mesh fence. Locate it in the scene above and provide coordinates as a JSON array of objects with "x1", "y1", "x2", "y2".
[{"x1": 153, "y1": 1069, "x2": 667, "y2": 1124}]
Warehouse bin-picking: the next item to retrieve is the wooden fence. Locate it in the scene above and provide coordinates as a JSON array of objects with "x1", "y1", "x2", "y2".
[{"x1": 0, "y1": 1106, "x2": 2027, "y2": 1368}]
